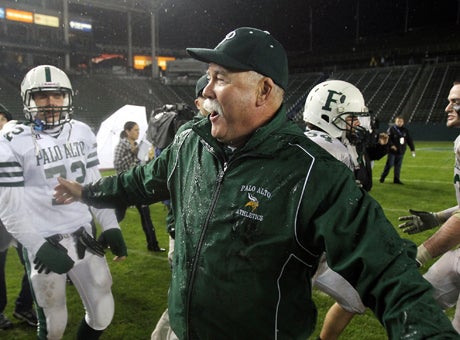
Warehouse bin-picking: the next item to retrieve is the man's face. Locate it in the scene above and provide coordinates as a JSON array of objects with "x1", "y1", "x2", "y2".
[
  {"x1": 344, "y1": 114, "x2": 368, "y2": 144},
  {"x1": 33, "y1": 91, "x2": 65, "y2": 124},
  {"x1": 345, "y1": 115, "x2": 361, "y2": 132},
  {"x1": 446, "y1": 84, "x2": 460, "y2": 128},
  {"x1": 0, "y1": 113, "x2": 8, "y2": 130},
  {"x1": 395, "y1": 118, "x2": 404, "y2": 127},
  {"x1": 203, "y1": 63, "x2": 262, "y2": 147}
]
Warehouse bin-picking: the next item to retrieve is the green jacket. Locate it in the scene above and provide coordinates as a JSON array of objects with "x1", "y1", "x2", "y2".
[{"x1": 83, "y1": 107, "x2": 458, "y2": 339}]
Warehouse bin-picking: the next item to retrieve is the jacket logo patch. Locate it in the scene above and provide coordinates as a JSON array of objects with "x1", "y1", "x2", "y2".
[
  {"x1": 244, "y1": 193, "x2": 259, "y2": 212},
  {"x1": 235, "y1": 185, "x2": 272, "y2": 222}
]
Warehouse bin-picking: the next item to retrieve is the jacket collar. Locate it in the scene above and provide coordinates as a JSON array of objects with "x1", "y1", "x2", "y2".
[{"x1": 192, "y1": 104, "x2": 297, "y2": 156}]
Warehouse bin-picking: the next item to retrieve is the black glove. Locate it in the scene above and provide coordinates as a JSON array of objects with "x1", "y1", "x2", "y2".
[
  {"x1": 398, "y1": 209, "x2": 440, "y2": 234},
  {"x1": 34, "y1": 240, "x2": 75, "y2": 274},
  {"x1": 102, "y1": 228, "x2": 127, "y2": 257},
  {"x1": 74, "y1": 227, "x2": 105, "y2": 259},
  {"x1": 97, "y1": 233, "x2": 109, "y2": 248}
]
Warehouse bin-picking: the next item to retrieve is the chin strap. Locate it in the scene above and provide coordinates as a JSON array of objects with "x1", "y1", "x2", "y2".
[{"x1": 33, "y1": 118, "x2": 45, "y2": 131}]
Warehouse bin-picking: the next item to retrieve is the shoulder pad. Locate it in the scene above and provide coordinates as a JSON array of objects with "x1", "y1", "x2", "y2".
[{"x1": 1, "y1": 120, "x2": 19, "y2": 135}]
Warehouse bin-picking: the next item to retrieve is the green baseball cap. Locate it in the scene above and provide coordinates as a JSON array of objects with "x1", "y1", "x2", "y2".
[
  {"x1": 195, "y1": 74, "x2": 208, "y2": 98},
  {"x1": 187, "y1": 27, "x2": 288, "y2": 90}
]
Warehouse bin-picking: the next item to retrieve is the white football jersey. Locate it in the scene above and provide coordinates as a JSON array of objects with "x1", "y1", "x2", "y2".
[
  {"x1": 1, "y1": 120, "x2": 102, "y2": 238},
  {"x1": 305, "y1": 129, "x2": 355, "y2": 171}
]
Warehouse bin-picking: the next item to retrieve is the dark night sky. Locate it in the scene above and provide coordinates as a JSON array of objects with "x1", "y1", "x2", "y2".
[
  {"x1": 84, "y1": 0, "x2": 457, "y2": 53},
  {"x1": 154, "y1": 0, "x2": 457, "y2": 52}
]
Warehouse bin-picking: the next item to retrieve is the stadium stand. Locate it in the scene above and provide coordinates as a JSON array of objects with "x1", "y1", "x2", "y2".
[
  {"x1": 0, "y1": 0, "x2": 457, "y2": 139},
  {"x1": 1, "y1": 60, "x2": 460, "y2": 134},
  {"x1": 286, "y1": 62, "x2": 460, "y2": 127}
]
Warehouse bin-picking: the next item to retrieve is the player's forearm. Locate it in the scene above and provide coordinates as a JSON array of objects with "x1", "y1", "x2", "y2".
[
  {"x1": 423, "y1": 214, "x2": 460, "y2": 258},
  {"x1": 90, "y1": 206, "x2": 120, "y2": 232},
  {"x1": 435, "y1": 205, "x2": 460, "y2": 223}
]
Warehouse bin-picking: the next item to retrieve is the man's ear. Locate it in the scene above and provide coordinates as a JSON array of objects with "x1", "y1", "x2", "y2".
[
  {"x1": 256, "y1": 77, "x2": 274, "y2": 106},
  {"x1": 194, "y1": 98, "x2": 200, "y2": 110}
]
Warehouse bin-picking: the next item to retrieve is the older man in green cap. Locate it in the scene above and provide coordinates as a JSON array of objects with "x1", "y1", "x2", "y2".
[{"x1": 54, "y1": 27, "x2": 458, "y2": 339}]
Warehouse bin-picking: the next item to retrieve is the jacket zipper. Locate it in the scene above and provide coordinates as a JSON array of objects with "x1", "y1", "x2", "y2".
[
  {"x1": 185, "y1": 158, "x2": 227, "y2": 339},
  {"x1": 183, "y1": 146, "x2": 269, "y2": 338}
]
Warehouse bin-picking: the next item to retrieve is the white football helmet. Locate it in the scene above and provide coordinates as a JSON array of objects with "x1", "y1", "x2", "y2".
[
  {"x1": 303, "y1": 80, "x2": 369, "y2": 143},
  {"x1": 21, "y1": 65, "x2": 74, "y2": 130}
]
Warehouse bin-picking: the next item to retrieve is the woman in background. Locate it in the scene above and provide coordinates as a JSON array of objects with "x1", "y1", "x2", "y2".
[{"x1": 113, "y1": 121, "x2": 164, "y2": 252}]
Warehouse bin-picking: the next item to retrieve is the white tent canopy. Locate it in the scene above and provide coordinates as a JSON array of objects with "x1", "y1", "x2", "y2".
[{"x1": 96, "y1": 105, "x2": 148, "y2": 170}]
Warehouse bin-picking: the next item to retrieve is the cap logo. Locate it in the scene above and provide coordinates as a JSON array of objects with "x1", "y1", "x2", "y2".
[
  {"x1": 186, "y1": 27, "x2": 287, "y2": 90},
  {"x1": 216, "y1": 30, "x2": 236, "y2": 48},
  {"x1": 225, "y1": 30, "x2": 236, "y2": 39}
]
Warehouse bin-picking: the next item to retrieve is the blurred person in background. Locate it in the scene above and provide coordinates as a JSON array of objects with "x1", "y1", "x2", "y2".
[
  {"x1": 113, "y1": 121, "x2": 164, "y2": 252},
  {"x1": 379, "y1": 116, "x2": 415, "y2": 184}
]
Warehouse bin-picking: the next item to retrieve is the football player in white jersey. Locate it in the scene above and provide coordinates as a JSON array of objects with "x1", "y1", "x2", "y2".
[
  {"x1": 399, "y1": 80, "x2": 460, "y2": 333},
  {"x1": 304, "y1": 80, "x2": 387, "y2": 340},
  {"x1": 0, "y1": 65, "x2": 127, "y2": 339}
]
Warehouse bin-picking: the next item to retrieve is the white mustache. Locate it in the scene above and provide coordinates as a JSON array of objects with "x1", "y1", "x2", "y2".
[{"x1": 203, "y1": 99, "x2": 224, "y2": 117}]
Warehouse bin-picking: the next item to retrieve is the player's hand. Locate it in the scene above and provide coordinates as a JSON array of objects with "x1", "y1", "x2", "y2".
[
  {"x1": 98, "y1": 232, "x2": 126, "y2": 261},
  {"x1": 102, "y1": 228, "x2": 128, "y2": 259},
  {"x1": 34, "y1": 241, "x2": 75, "y2": 274},
  {"x1": 398, "y1": 209, "x2": 440, "y2": 234},
  {"x1": 54, "y1": 177, "x2": 83, "y2": 204}
]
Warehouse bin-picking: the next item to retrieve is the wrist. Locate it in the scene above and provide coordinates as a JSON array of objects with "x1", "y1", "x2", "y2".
[
  {"x1": 432, "y1": 212, "x2": 441, "y2": 225},
  {"x1": 435, "y1": 207, "x2": 460, "y2": 224},
  {"x1": 416, "y1": 244, "x2": 432, "y2": 267}
]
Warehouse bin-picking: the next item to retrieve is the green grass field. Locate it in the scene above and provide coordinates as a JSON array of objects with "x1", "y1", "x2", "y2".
[{"x1": 3, "y1": 141, "x2": 457, "y2": 339}]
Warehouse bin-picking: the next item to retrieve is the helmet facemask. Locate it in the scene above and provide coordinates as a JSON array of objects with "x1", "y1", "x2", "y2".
[
  {"x1": 334, "y1": 111, "x2": 371, "y2": 145},
  {"x1": 24, "y1": 89, "x2": 73, "y2": 131}
]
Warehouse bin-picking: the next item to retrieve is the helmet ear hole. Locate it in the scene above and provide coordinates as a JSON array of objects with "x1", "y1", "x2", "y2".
[{"x1": 321, "y1": 114, "x2": 330, "y2": 123}]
